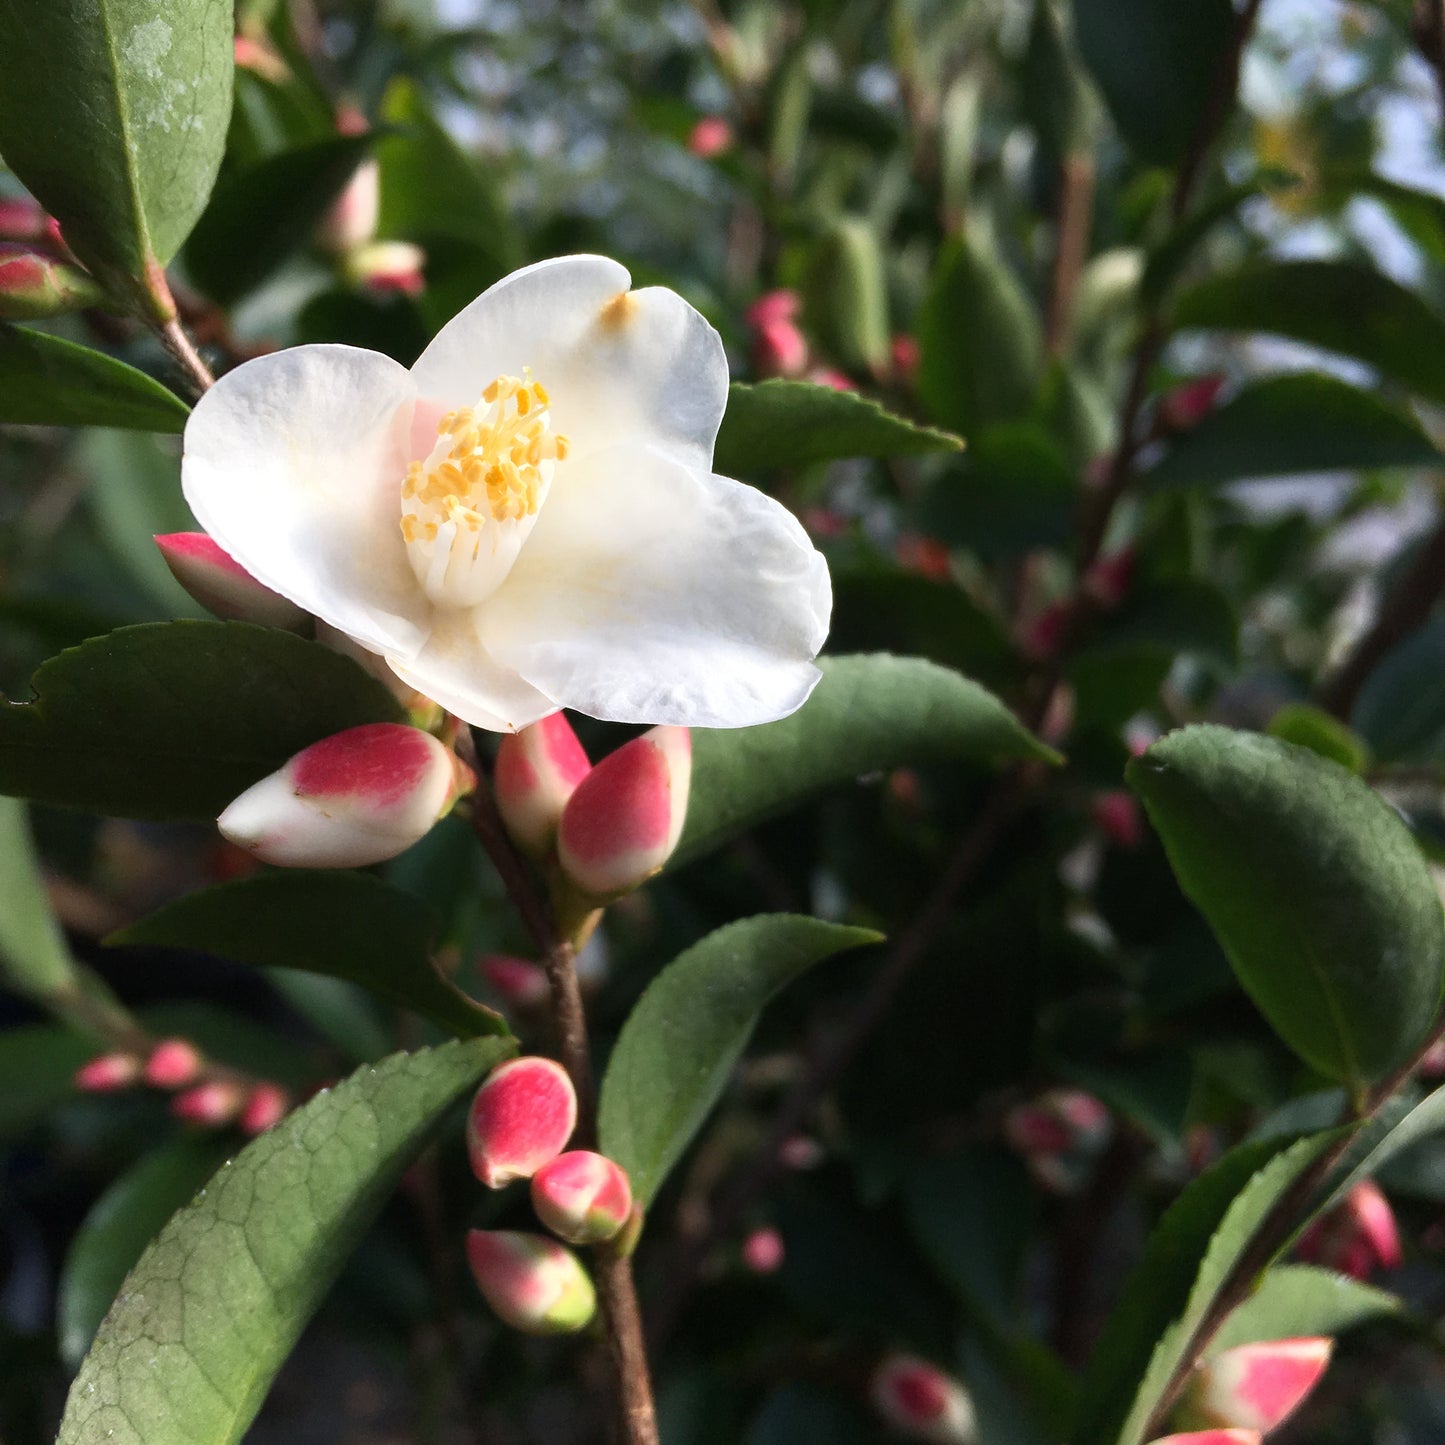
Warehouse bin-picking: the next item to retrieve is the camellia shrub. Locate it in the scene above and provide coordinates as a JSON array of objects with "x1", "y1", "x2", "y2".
[{"x1": 3, "y1": 0, "x2": 1445, "y2": 1442}]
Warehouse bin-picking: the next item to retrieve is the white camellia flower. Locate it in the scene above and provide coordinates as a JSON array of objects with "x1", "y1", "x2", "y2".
[{"x1": 182, "y1": 255, "x2": 831, "y2": 731}]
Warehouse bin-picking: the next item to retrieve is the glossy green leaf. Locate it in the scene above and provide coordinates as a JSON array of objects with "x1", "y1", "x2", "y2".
[
  {"x1": 1144, "y1": 374, "x2": 1442, "y2": 489},
  {"x1": 1211, "y1": 1264, "x2": 1402, "y2": 1352},
  {"x1": 1127, "y1": 727, "x2": 1445, "y2": 1088},
  {"x1": 1352, "y1": 616, "x2": 1445, "y2": 763},
  {"x1": 713, "y1": 380, "x2": 961, "y2": 475},
  {"x1": 0, "y1": 326, "x2": 188, "y2": 432},
  {"x1": 803, "y1": 217, "x2": 890, "y2": 376},
  {"x1": 918, "y1": 233, "x2": 1042, "y2": 436},
  {"x1": 0, "y1": 1024, "x2": 94, "y2": 1138},
  {"x1": 1174, "y1": 261, "x2": 1445, "y2": 407},
  {"x1": 673, "y1": 655, "x2": 1059, "y2": 869},
  {"x1": 1331, "y1": 1082, "x2": 1445, "y2": 1202},
  {"x1": 1073, "y1": 0, "x2": 1234, "y2": 164},
  {"x1": 112, "y1": 872, "x2": 506, "y2": 1038},
  {"x1": 184, "y1": 135, "x2": 371, "y2": 305},
  {"x1": 1267, "y1": 703, "x2": 1371, "y2": 775},
  {"x1": 598, "y1": 915, "x2": 881, "y2": 1205},
  {"x1": 57, "y1": 1038, "x2": 512, "y2": 1445},
  {"x1": 0, "y1": 0, "x2": 233, "y2": 307},
  {"x1": 58, "y1": 1139, "x2": 232, "y2": 1370},
  {"x1": 1074, "y1": 1131, "x2": 1342, "y2": 1445},
  {"x1": 0, "y1": 621, "x2": 404, "y2": 819},
  {"x1": 0, "y1": 796, "x2": 79, "y2": 1000}
]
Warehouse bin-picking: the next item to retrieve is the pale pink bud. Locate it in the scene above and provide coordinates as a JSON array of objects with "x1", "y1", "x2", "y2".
[
  {"x1": 1092, "y1": 790, "x2": 1145, "y2": 850},
  {"x1": 801, "y1": 506, "x2": 849, "y2": 539},
  {"x1": 778, "y1": 1134, "x2": 824, "y2": 1170},
  {"x1": 1177, "y1": 1338, "x2": 1332, "y2": 1434},
  {"x1": 75, "y1": 1053, "x2": 141, "y2": 1093},
  {"x1": 1420, "y1": 1036, "x2": 1445, "y2": 1078},
  {"x1": 218, "y1": 723, "x2": 472, "y2": 869},
  {"x1": 557, "y1": 726, "x2": 692, "y2": 899},
  {"x1": 531, "y1": 1150, "x2": 633, "y2": 1244},
  {"x1": 315, "y1": 157, "x2": 380, "y2": 254},
  {"x1": 895, "y1": 532, "x2": 951, "y2": 582},
  {"x1": 467, "y1": 1056, "x2": 578, "y2": 1188},
  {"x1": 0, "y1": 244, "x2": 104, "y2": 320},
  {"x1": 751, "y1": 316, "x2": 810, "y2": 378},
  {"x1": 479, "y1": 953, "x2": 550, "y2": 1008},
  {"x1": 745, "y1": 289, "x2": 802, "y2": 329},
  {"x1": 233, "y1": 35, "x2": 290, "y2": 83},
  {"x1": 1158, "y1": 374, "x2": 1227, "y2": 432},
  {"x1": 1297, "y1": 1181, "x2": 1401, "y2": 1278},
  {"x1": 1003, "y1": 1105, "x2": 1073, "y2": 1155},
  {"x1": 870, "y1": 1354, "x2": 977, "y2": 1444},
  {"x1": 687, "y1": 115, "x2": 734, "y2": 158},
  {"x1": 741, "y1": 1225, "x2": 785, "y2": 1274},
  {"x1": 239, "y1": 1082, "x2": 290, "y2": 1135},
  {"x1": 1145, "y1": 1433, "x2": 1261, "y2": 1445},
  {"x1": 145, "y1": 1038, "x2": 203, "y2": 1089},
  {"x1": 1083, "y1": 547, "x2": 1137, "y2": 611},
  {"x1": 0, "y1": 197, "x2": 47, "y2": 242},
  {"x1": 342, "y1": 239, "x2": 426, "y2": 297},
  {"x1": 1017, "y1": 600, "x2": 1072, "y2": 663},
  {"x1": 171, "y1": 1079, "x2": 244, "y2": 1126},
  {"x1": 154, "y1": 532, "x2": 309, "y2": 631},
  {"x1": 494, "y1": 714, "x2": 591, "y2": 859},
  {"x1": 806, "y1": 365, "x2": 858, "y2": 392},
  {"x1": 1005, "y1": 1088, "x2": 1109, "y2": 1155},
  {"x1": 891, "y1": 332, "x2": 920, "y2": 382},
  {"x1": 465, "y1": 1229, "x2": 596, "y2": 1334}
]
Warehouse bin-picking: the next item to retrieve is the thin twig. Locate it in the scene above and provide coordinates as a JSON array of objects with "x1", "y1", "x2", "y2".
[
  {"x1": 1045, "y1": 152, "x2": 1095, "y2": 357},
  {"x1": 156, "y1": 316, "x2": 215, "y2": 396}
]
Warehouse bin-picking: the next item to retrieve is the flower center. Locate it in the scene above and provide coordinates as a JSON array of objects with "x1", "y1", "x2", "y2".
[{"x1": 400, "y1": 372, "x2": 569, "y2": 608}]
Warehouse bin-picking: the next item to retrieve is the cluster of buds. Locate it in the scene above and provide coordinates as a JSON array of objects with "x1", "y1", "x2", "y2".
[
  {"x1": 1171, "y1": 1337, "x2": 1332, "y2": 1436},
  {"x1": 869, "y1": 1354, "x2": 977, "y2": 1444},
  {"x1": 463, "y1": 1056, "x2": 637, "y2": 1335},
  {"x1": 1003, "y1": 1087, "x2": 1111, "y2": 1194},
  {"x1": 1296, "y1": 1180, "x2": 1401, "y2": 1280},
  {"x1": 75, "y1": 1037, "x2": 289, "y2": 1134}
]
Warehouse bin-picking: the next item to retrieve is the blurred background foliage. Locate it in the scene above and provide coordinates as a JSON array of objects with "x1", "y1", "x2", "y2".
[{"x1": 8, "y1": 0, "x2": 1445, "y2": 1441}]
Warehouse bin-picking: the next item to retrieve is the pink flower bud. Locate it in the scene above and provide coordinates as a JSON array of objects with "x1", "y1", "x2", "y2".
[
  {"x1": 687, "y1": 116, "x2": 734, "y2": 158},
  {"x1": 1145, "y1": 1433, "x2": 1261, "y2": 1445},
  {"x1": 239, "y1": 1082, "x2": 290, "y2": 1135},
  {"x1": 891, "y1": 332, "x2": 920, "y2": 382},
  {"x1": 1017, "y1": 600, "x2": 1072, "y2": 663},
  {"x1": 494, "y1": 714, "x2": 591, "y2": 858},
  {"x1": 745, "y1": 290, "x2": 802, "y2": 329},
  {"x1": 0, "y1": 197, "x2": 47, "y2": 242},
  {"x1": 0, "y1": 244, "x2": 104, "y2": 320},
  {"x1": 556, "y1": 727, "x2": 691, "y2": 900},
  {"x1": 806, "y1": 366, "x2": 858, "y2": 392},
  {"x1": 75, "y1": 1053, "x2": 141, "y2": 1093},
  {"x1": 315, "y1": 157, "x2": 380, "y2": 254},
  {"x1": 1421, "y1": 1036, "x2": 1445, "y2": 1078},
  {"x1": 1297, "y1": 1180, "x2": 1401, "y2": 1279},
  {"x1": 1003, "y1": 1105, "x2": 1074, "y2": 1155},
  {"x1": 342, "y1": 239, "x2": 426, "y2": 297},
  {"x1": 751, "y1": 316, "x2": 810, "y2": 378},
  {"x1": 1092, "y1": 790, "x2": 1145, "y2": 850},
  {"x1": 778, "y1": 1134, "x2": 824, "y2": 1170},
  {"x1": 479, "y1": 953, "x2": 550, "y2": 1008},
  {"x1": 531, "y1": 1150, "x2": 633, "y2": 1244},
  {"x1": 1158, "y1": 374, "x2": 1227, "y2": 432},
  {"x1": 171, "y1": 1079, "x2": 244, "y2": 1126},
  {"x1": 465, "y1": 1229, "x2": 597, "y2": 1335},
  {"x1": 467, "y1": 1056, "x2": 578, "y2": 1188},
  {"x1": 145, "y1": 1038, "x2": 203, "y2": 1089},
  {"x1": 1083, "y1": 547, "x2": 1137, "y2": 611},
  {"x1": 870, "y1": 1354, "x2": 977, "y2": 1444},
  {"x1": 218, "y1": 723, "x2": 472, "y2": 869},
  {"x1": 154, "y1": 532, "x2": 309, "y2": 631},
  {"x1": 1176, "y1": 1337, "x2": 1332, "y2": 1434},
  {"x1": 741, "y1": 1225, "x2": 785, "y2": 1274},
  {"x1": 895, "y1": 533, "x2": 951, "y2": 582},
  {"x1": 233, "y1": 34, "x2": 290, "y2": 83}
]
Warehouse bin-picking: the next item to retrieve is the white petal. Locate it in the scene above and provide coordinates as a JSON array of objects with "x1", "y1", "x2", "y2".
[
  {"x1": 478, "y1": 446, "x2": 832, "y2": 727},
  {"x1": 408, "y1": 255, "x2": 728, "y2": 472},
  {"x1": 183, "y1": 345, "x2": 429, "y2": 658},
  {"x1": 385, "y1": 609, "x2": 558, "y2": 732}
]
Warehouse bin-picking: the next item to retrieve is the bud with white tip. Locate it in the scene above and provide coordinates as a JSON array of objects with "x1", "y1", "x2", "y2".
[
  {"x1": 870, "y1": 1354, "x2": 977, "y2": 1444},
  {"x1": 1175, "y1": 1338, "x2": 1332, "y2": 1435},
  {"x1": 465, "y1": 1229, "x2": 596, "y2": 1335},
  {"x1": 467, "y1": 1056, "x2": 577, "y2": 1188},
  {"x1": 155, "y1": 532, "x2": 309, "y2": 631},
  {"x1": 531, "y1": 1150, "x2": 633, "y2": 1245},
  {"x1": 218, "y1": 723, "x2": 473, "y2": 868},
  {"x1": 1145, "y1": 1433, "x2": 1261, "y2": 1445},
  {"x1": 495, "y1": 714, "x2": 591, "y2": 859},
  {"x1": 556, "y1": 726, "x2": 691, "y2": 900}
]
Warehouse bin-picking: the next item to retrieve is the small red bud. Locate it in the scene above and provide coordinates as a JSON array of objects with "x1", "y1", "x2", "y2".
[
  {"x1": 1158, "y1": 374, "x2": 1227, "y2": 432},
  {"x1": 891, "y1": 332, "x2": 920, "y2": 382},
  {"x1": 155, "y1": 532, "x2": 309, "y2": 630},
  {"x1": 494, "y1": 714, "x2": 591, "y2": 858},
  {"x1": 895, "y1": 533, "x2": 951, "y2": 582},
  {"x1": 687, "y1": 116, "x2": 734, "y2": 158},
  {"x1": 1297, "y1": 1181, "x2": 1401, "y2": 1279},
  {"x1": 1092, "y1": 790, "x2": 1145, "y2": 850},
  {"x1": 0, "y1": 243, "x2": 105, "y2": 320},
  {"x1": 745, "y1": 290, "x2": 802, "y2": 329},
  {"x1": 467, "y1": 1056, "x2": 578, "y2": 1188},
  {"x1": 479, "y1": 954, "x2": 550, "y2": 1008},
  {"x1": 342, "y1": 240, "x2": 426, "y2": 297},
  {"x1": 1082, "y1": 547, "x2": 1137, "y2": 610},
  {"x1": 1017, "y1": 600, "x2": 1072, "y2": 663},
  {"x1": 806, "y1": 366, "x2": 857, "y2": 392},
  {"x1": 531, "y1": 1150, "x2": 633, "y2": 1245},
  {"x1": 239, "y1": 1082, "x2": 290, "y2": 1135},
  {"x1": 751, "y1": 317, "x2": 810, "y2": 378},
  {"x1": 75, "y1": 1053, "x2": 141, "y2": 1093},
  {"x1": 741, "y1": 1226, "x2": 785, "y2": 1274},
  {"x1": 465, "y1": 1229, "x2": 596, "y2": 1334},
  {"x1": 1176, "y1": 1337, "x2": 1332, "y2": 1434},
  {"x1": 1145, "y1": 1433, "x2": 1261, "y2": 1445},
  {"x1": 233, "y1": 35, "x2": 290, "y2": 83},
  {"x1": 145, "y1": 1038, "x2": 203, "y2": 1089},
  {"x1": 870, "y1": 1354, "x2": 977, "y2": 1443},
  {"x1": 171, "y1": 1079, "x2": 244, "y2": 1126}
]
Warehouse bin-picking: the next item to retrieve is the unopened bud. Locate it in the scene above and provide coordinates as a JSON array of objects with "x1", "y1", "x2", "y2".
[
  {"x1": 807, "y1": 366, "x2": 857, "y2": 392},
  {"x1": 154, "y1": 532, "x2": 309, "y2": 631},
  {"x1": 741, "y1": 1225, "x2": 785, "y2": 1274},
  {"x1": 0, "y1": 197, "x2": 47, "y2": 242},
  {"x1": 75, "y1": 1053, "x2": 141, "y2": 1093},
  {"x1": 315, "y1": 157, "x2": 379, "y2": 255},
  {"x1": 1297, "y1": 1180, "x2": 1401, "y2": 1279},
  {"x1": 751, "y1": 316, "x2": 810, "y2": 378},
  {"x1": 342, "y1": 240, "x2": 426, "y2": 297},
  {"x1": 891, "y1": 332, "x2": 920, "y2": 383},
  {"x1": 0, "y1": 244, "x2": 105, "y2": 320},
  {"x1": 1176, "y1": 1338, "x2": 1332, "y2": 1434},
  {"x1": 465, "y1": 1229, "x2": 596, "y2": 1334},
  {"x1": 1017, "y1": 600, "x2": 1072, "y2": 663},
  {"x1": 494, "y1": 714, "x2": 591, "y2": 859},
  {"x1": 145, "y1": 1038, "x2": 203, "y2": 1089},
  {"x1": 467, "y1": 1056, "x2": 577, "y2": 1188},
  {"x1": 171, "y1": 1079, "x2": 244, "y2": 1126},
  {"x1": 870, "y1": 1354, "x2": 977, "y2": 1444},
  {"x1": 1083, "y1": 547, "x2": 1137, "y2": 610},
  {"x1": 239, "y1": 1082, "x2": 290, "y2": 1135},
  {"x1": 1004, "y1": 1088, "x2": 1111, "y2": 1195},
  {"x1": 218, "y1": 723, "x2": 472, "y2": 868},
  {"x1": 233, "y1": 34, "x2": 290, "y2": 83},
  {"x1": 895, "y1": 532, "x2": 951, "y2": 582},
  {"x1": 556, "y1": 726, "x2": 692, "y2": 900},
  {"x1": 1092, "y1": 790, "x2": 1145, "y2": 850},
  {"x1": 745, "y1": 290, "x2": 802, "y2": 329},
  {"x1": 1158, "y1": 374, "x2": 1227, "y2": 432},
  {"x1": 531, "y1": 1150, "x2": 633, "y2": 1245},
  {"x1": 1145, "y1": 1433, "x2": 1261, "y2": 1445},
  {"x1": 687, "y1": 115, "x2": 734, "y2": 158},
  {"x1": 479, "y1": 954, "x2": 550, "y2": 1008}
]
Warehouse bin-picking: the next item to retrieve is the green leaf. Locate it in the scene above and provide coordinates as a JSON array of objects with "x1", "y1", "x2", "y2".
[
  {"x1": 58, "y1": 1139, "x2": 232, "y2": 1371},
  {"x1": 1211, "y1": 1264, "x2": 1402, "y2": 1353},
  {"x1": 0, "y1": 796, "x2": 79, "y2": 1000},
  {"x1": 1173, "y1": 261, "x2": 1445, "y2": 408},
  {"x1": 57, "y1": 1038, "x2": 512, "y2": 1445},
  {"x1": 1073, "y1": 1131, "x2": 1343, "y2": 1445},
  {"x1": 1331, "y1": 1081, "x2": 1445, "y2": 1201},
  {"x1": 111, "y1": 872, "x2": 506, "y2": 1039},
  {"x1": 1143, "y1": 374, "x2": 1442, "y2": 489},
  {"x1": 803, "y1": 217, "x2": 891, "y2": 376},
  {"x1": 0, "y1": 1024, "x2": 94, "y2": 1138},
  {"x1": 1073, "y1": 0, "x2": 1234, "y2": 164},
  {"x1": 0, "y1": 326, "x2": 188, "y2": 432},
  {"x1": 1267, "y1": 703, "x2": 1371, "y2": 775},
  {"x1": 713, "y1": 380, "x2": 961, "y2": 475},
  {"x1": 0, "y1": 0, "x2": 233, "y2": 308},
  {"x1": 598, "y1": 915, "x2": 880, "y2": 1205},
  {"x1": 673, "y1": 654, "x2": 1059, "y2": 870},
  {"x1": 918, "y1": 232, "x2": 1042, "y2": 436},
  {"x1": 1126, "y1": 726, "x2": 1445, "y2": 1088},
  {"x1": 1352, "y1": 616, "x2": 1445, "y2": 763},
  {"x1": 0, "y1": 621, "x2": 404, "y2": 819}
]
